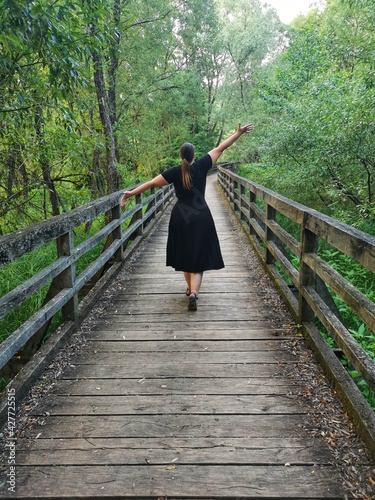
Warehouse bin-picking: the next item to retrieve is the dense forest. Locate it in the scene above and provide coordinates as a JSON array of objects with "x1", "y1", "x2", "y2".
[
  {"x1": 1, "y1": 0, "x2": 373, "y2": 235},
  {"x1": 1, "y1": 0, "x2": 374, "y2": 406}
]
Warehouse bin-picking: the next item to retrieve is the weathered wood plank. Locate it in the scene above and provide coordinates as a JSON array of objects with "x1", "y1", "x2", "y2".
[
  {"x1": 106, "y1": 296, "x2": 275, "y2": 312},
  {"x1": 85, "y1": 320, "x2": 286, "y2": 332},
  {"x1": 26, "y1": 414, "x2": 308, "y2": 439},
  {"x1": 112, "y1": 291, "x2": 271, "y2": 301},
  {"x1": 104, "y1": 303, "x2": 275, "y2": 316},
  {"x1": 86, "y1": 328, "x2": 290, "y2": 340},
  {"x1": 14, "y1": 436, "x2": 322, "y2": 452},
  {"x1": 304, "y1": 252, "x2": 375, "y2": 330},
  {"x1": 16, "y1": 437, "x2": 333, "y2": 465},
  {"x1": 10, "y1": 465, "x2": 343, "y2": 498},
  {"x1": 101, "y1": 311, "x2": 278, "y2": 322},
  {"x1": 83, "y1": 339, "x2": 291, "y2": 352},
  {"x1": 61, "y1": 362, "x2": 290, "y2": 379},
  {"x1": 53, "y1": 377, "x2": 297, "y2": 396},
  {"x1": 68, "y1": 350, "x2": 295, "y2": 366},
  {"x1": 34, "y1": 394, "x2": 306, "y2": 416}
]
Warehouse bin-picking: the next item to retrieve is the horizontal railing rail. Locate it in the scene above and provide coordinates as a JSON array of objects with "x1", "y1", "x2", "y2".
[
  {"x1": 218, "y1": 166, "x2": 375, "y2": 456},
  {"x1": 0, "y1": 184, "x2": 174, "y2": 380}
]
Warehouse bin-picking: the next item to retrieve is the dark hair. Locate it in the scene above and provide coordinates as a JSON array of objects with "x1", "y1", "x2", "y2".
[{"x1": 180, "y1": 142, "x2": 195, "y2": 189}]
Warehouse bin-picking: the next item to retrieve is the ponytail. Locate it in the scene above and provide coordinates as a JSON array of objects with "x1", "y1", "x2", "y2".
[
  {"x1": 181, "y1": 158, "x2": 192, "y2": 190},
  {"x1": 180, "y1": 142, "x2": 195, "y2": 190}
]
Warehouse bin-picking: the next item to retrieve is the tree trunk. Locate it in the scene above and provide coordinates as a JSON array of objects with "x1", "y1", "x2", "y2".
[
  {"x1": 108, "y1": 0, "x2": 121, "y2": 162},
  {"x1": 34, "y1": 106, "x2": 60, "y2": 216},
  {"x1": 92, "y1": 50, "x2": 119, "y2": 194}
]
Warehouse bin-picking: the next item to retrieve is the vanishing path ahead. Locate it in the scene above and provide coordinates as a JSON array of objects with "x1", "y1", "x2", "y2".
[{"x1": 12, "y1": 175, "x2": 344, "y2": 498}]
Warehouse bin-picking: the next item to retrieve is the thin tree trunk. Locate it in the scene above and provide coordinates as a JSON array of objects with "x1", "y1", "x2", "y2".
[
  {"x1": 108, "y1": 0, "x2": 121, "y2": 162},
  {"x1": 92, "y1": 50, "x2": 119, "y2": 194},
  {"x1": 86, "y1": 0, "x2": 119, "y2": 194},
  {"x1": 34, "y1": 106, "x2": 60, "y2": 216}
]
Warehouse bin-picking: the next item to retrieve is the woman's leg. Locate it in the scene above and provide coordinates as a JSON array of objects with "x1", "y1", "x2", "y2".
[
  {"x1": 187, "y1": 272, "x2": 203, "y2": 310},
  {"x1": 184, "y1": 272, "x2": 203, "y2": 295},
  {"x1": 184, "y1": 272, "x2": 191, "y2": 294},
  {"x1": 190, "y1": 272, "x2": 203, "y2": 296}
]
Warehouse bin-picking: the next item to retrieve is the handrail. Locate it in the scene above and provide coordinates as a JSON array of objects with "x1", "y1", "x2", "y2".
[
  {"x1": 218, "y1": 166, "x2": 375, "y2": 455},
  {"x1": 0, "y1": 184, "x2": 174, "y2": 376}
]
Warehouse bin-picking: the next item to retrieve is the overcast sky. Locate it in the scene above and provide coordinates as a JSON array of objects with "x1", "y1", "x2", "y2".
[{"x1": 266, "y1": 0, "x2": 326, "y2": 24}]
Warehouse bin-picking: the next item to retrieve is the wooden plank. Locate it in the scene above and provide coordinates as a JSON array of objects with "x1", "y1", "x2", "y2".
[
  {"x1": 304, "y1": 252, "x2": 375, "y2": 330},
  {"x1": 112, "y1": 291, "x2": 271, "y2": 300},
  {"x1": 0, "y1": 257, "x2": 71, "y2": 319},
  {"x1": 84, "y1": 320, "x2": 286, "y2": 332},
  {"x1": 33, "y1": 394, "x2": 306, "y2": 416},
  {"x1": 86, "y1": 328, "x2": 291, "y2": 341},
  {"x1": 118, "y1": 277, "x2": 261, "y2": 288},
  {"x1": 61, "y1": 362, "x2": 290, "y2": 379},
  {"x1": 82, "y1": 340, "x2": 291, "y2": 352},
  {"x1": 304, "y1": 287, "x2": 375, "y2": 391},
  {"x1": 104, "y1": 303, "x2": 274, "y2": 316},
  {"x1": 16, "y1": 437, "x2": 333, "y2": 465},
  {"x1": 26, "y1": 414, "x2": 308, "y2": 439},
  {"x1": 108, "y1": 294, "x2": 273, "y2": 307},
  {"x1": 102, "y1": 311, "x2": 278, "y2": 322},
  {"x1": 53, "y1": 377, "x2": 297, "y2": 396},
  {"x1": 12, "y1": 464, "x2": 343, "y2": 498},
  {"x1": 15, "y1": 435, "x2": 327, "y2": 451},
  {"x1": 68, "y1": 351, "x2": 295, "y2": 367},
  {"x1": 304, "y1": 211, "x2": 375, "y2": 271}
]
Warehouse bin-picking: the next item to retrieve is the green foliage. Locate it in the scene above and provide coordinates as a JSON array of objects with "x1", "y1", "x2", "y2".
[{"x1": 246, "y1": 0, "x2": 375, "y2": 228}]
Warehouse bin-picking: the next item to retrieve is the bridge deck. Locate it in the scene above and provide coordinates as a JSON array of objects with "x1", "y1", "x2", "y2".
[{"x1": 12, "y1": 176, "x2": 343, "y2": 498}]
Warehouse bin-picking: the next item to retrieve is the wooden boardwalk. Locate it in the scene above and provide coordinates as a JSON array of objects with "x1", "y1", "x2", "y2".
[{"x1": 12, "y1": 176, "x2": 343, "y2": 498}]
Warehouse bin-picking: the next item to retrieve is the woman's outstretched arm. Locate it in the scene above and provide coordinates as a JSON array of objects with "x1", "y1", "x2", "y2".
[
  {"x1": 120, "y1": 174, "x2": 169, "y2": 207},
  {"x1": 208, "y1": 123, "x2": 254, "y2": 165}
]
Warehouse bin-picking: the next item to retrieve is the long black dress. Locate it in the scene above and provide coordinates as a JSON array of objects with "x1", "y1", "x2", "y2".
[{"x1": 161, "y1": 154, "x2": 224, "y2": 273}]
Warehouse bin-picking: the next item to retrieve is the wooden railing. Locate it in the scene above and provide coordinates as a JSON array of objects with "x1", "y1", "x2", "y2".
[
  {"x1": 218, "y1": 167, "x2": 375, "y2": 455},
  {"x1": 0, "y1": 184, "x2": 174, "y2": 415}
]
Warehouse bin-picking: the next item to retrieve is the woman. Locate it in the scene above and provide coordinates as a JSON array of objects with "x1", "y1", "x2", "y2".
[{"x1": 120, "y1": 122, "x2": 254, "y2": 310}]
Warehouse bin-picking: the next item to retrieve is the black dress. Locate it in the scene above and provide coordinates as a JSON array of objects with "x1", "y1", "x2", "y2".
[{"x1": 161, "y1": 154, "x2": 225, "y2": 273}]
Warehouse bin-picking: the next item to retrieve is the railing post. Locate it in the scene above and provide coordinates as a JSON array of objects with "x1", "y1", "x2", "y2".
[
  {"x1": 111, "y1": 203, "x2": 124, "y2": 262},
  {"x1": 249, "y1": 190, "x2": 256, "y2": 237},
  {"x1": 298, "y1": 214, "x2": 318, "y2": 323},
  {"x1": 135, "y1": 193, "x2": 143, "y2": 236},
  {"x1": 225, "y1": 172, "x2": 230, "y2": 198},
  {"x1": 265, "y1": 204, "x2": 276, "y2": 265},
  {"x1": 150, "y1": 187, "x2": 157, "y2": 217},
  {"x1": 239, "y1": 184, "x2": 246, "y2": 222},
  {"x1": 233, "y1": 178, "x2": 238, "y2": 212},
  {"x1": 57, "y1": 231, "x2": 78, "y2": 323}
]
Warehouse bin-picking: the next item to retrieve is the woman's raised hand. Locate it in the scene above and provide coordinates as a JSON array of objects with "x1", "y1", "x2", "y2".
[{"x1": 237, "y1": 123, "x2": 254, "y2": 135}]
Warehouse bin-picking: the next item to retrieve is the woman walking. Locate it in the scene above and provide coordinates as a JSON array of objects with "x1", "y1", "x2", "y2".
[{"x1": 120, "y1": 122, "x2": 253, "y2": 310}]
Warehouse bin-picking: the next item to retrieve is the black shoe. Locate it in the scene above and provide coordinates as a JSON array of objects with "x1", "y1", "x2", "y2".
[{"x1": 188, "y1": 293, "x2": 197, "y2": 311}]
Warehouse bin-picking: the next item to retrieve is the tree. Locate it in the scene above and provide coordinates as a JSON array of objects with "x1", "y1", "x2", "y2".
[
  {"x1": 248, "y1": 1, "x2": 375, "y2": 225},
  {"x1": 0, "y1": 0, "x2": 92, "y2": 230}
]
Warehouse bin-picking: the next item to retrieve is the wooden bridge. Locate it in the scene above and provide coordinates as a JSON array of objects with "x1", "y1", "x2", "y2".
[{"x1": 0, "y1": 169, "x2": 374, "y2": 498}]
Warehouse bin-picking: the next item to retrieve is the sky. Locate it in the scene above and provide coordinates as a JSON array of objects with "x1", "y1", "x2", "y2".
[{"x1": 265, "y1": 0, "x2": 326, "y2": 24}]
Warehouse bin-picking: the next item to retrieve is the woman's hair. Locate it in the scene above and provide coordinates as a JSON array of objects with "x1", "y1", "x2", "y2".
[{"x1": 180, "y1": 142, "x2": 195, "y2": 189}]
